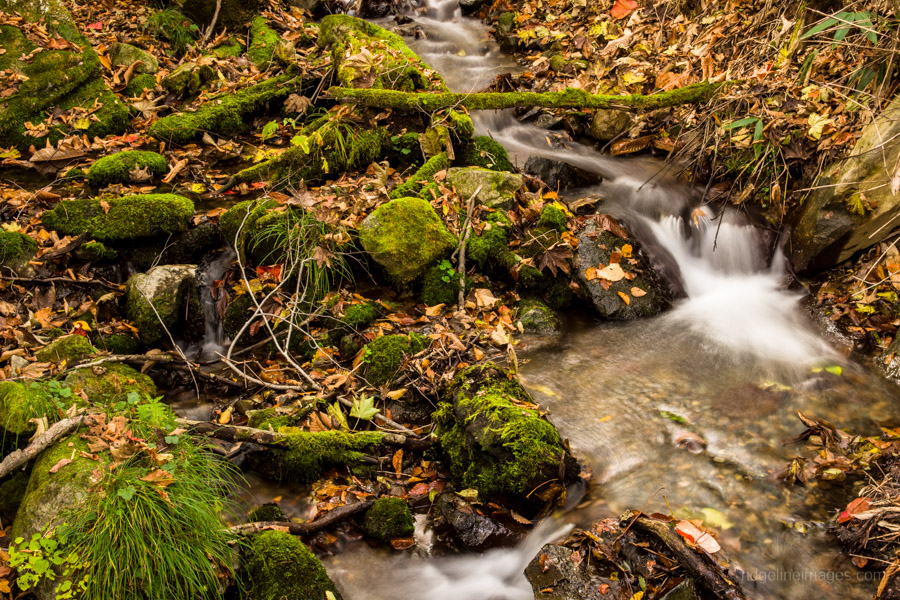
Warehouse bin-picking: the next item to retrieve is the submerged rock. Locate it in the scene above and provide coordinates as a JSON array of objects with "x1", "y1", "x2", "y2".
[
  {"x1": 434, "y1": 364, "x2": 579, "y2": 512},
  {"x1": 446, "y1": 167, "x2": 523, "y2": 210},
  {"x1": 523, "y1": 156, "x2": 598, "y2": 192},
  {"x1": 574, "y1": 220, "x2": 668, "y2": 319},
  {"x1": 360, "y1": 197, "x2": 456, "y2": 286},
  {"x1": 243, "y1": 530, "x2": 343, "y2": 600},
  {"x1": 124, "y1": 264, "x2": 201, "y2": 345},
  {"x1": 42, "y1": 194, "x2": 194, "y2": 243},
  {"x1": 790, "y1": 95, "x2": 900, "y2": 273}
]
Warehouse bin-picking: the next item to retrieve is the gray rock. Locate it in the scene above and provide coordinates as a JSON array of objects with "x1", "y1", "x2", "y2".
[
  {"x1": 590, "y1": 108, "x2": 632, "y2": 141},
  {"x1": 125, "y1": 265, "x2": 200, "y2": 345},
  {"x1": 574, "y1": 221, "x2": 668, "y2": 319},
  {"x1": 436, "y1": 494, "x2": 513, "y2": 549},
  {"x1": 523, "y1": 156, "x2": 598, "y2": 192},
  {"x1": 524, "y1": 544, "x2": 608, "y2": 600},
  {"x1": 446, "y1": 167, "x2": 523, "y2": 210},
  {"x1": 789, "y1": 94, "x2": 900, "y2": 273},
  {"x1": 109, "y1": 42, "x2": 159, "y2": 74},
  {"x1": 517, "y1": 298, "x2": 561, "y2": 335}
]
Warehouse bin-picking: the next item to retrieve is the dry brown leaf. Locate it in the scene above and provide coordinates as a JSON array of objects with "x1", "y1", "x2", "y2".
[
  {"x1": 631, "y1": 286, "x2": 647, "y2": 297},
  {"x1": 49, "y1": 458, "x2": 72, "y2": 474}
]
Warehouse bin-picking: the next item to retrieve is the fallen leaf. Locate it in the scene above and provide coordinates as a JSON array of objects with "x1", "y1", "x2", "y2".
[
  {"x1": 838, "y1": 497, "x2": 871, "y2": 523},
  {"x1": 610, "y1": 0, "x2": 638, "y2": 19},
  {"x1": 392, "y1": 449, "x2": 404, "y2": 477},
  {"x1": 675, "y1": 520, "x2": 721, "y2": 553},
  {"x1": 618, "y1": 291, "x2": 631, "y2": 305},
  {"x1": 474, "y1": 288, "x2": 499, "y2": 308},
  {"x1": 631, "y1": 286, "x2": 647, "y2": 297},
  {"x1": 595, "y1": 263, "x2": 625, "y2": 282}
]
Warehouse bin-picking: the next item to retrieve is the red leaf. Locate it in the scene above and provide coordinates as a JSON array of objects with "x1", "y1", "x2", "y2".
[
  {"x1": 86, "y1": 21, "x2": 103, "y2": 30},
  {"x1": 838, "y1": 497, "x2": 871, "y2": 523},
  {"x1": 610, "y1": 0, "x2": 638, "y2": 19}
]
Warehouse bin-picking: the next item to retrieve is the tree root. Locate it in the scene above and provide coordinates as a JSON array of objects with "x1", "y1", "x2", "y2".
[{"x1": 328, "y1": 81, "x2": 725, "y2": 112}]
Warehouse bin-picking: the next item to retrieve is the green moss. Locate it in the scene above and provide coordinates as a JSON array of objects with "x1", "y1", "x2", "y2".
[
  {"x1": 124, "y1": 71, "x2": 156, "y2": 96},
  {"x1": 76, "y1": 240, "x2": 117, "y2": 262},
  {"x1": 517, "y1": 299, "x2": 560, "y2": 334},
  {"x1": 87, "y1": 151, "x2": 167, "y2": 187},
  {"x1": 421, "y1": 261, "x2": 463, "y2": 306},
  {"x1": 458, "y1": 136, "x2": 514, "y2": 172},
  {"x1": 443, "y1": 109, "x2": 475, "y2": 139},
  {"x1": 541, "y1": 276, "x2": 574, "y2": 310},
  {"x1": 361, "y1": 497, "x2": 414, "y2": 542},
  {"x1": 62, "y1": 167, "x2": 86, "y2": 181},
  {"x1": 247, "y1": 407, "x2": 297, "y2": 431},
  {"x1": 223, "y1": 294, "x2": 256, "y2": 341},
  {"x1": 0, "y1": 381, "x2": 57, "y2": 438},
  {"x1": 35, "y1": 335, "x2": 97, "y2": 363},
  {"x1": 467, "y1": 211, "x2": 513, "y2": 271},
  {"x1": 390, "y1": 152, "x2": 450, "y2": 199},
  {"x1": 259, "y1": 431, "x2": 384, "y2": 482},
  {"x1": 63, "y1": 362, "x2": 156, "y2": 403},
  {"x1": 342, "y1": 300, "x2": 381, "y2": 330},
  {"x1": 434, "y1": 364, "x2": 575, "y2": 500},
  {"x1": 248, "y1": 16, "x2": 279, "y2": 69},
  {"x1": 42, "y1": 194, "x2": 194, "y2": 242},
  {"x1": 149, "y1": 72, "x2": 302, "y2": 145},
  {"x1": 0, "y1": 231, "x2": 37, "y2": 270},
  {"x1": 359, "y1": 197, "x2": 457, "y2": 286},
  {"x1": 95, "y1": 333, "x2": 142, "y2": 355},
  {"x1": 245, "y1": 530, "x2": 342, "y2": 600},
  {"x1": 538, "y1": 204, "x2": 567, "y2": 232},
  {"x1": 211, "y1": 38, "x2": 243, "y2": 58},
  {"x1": 57, "y1": 77, "x2": 129, "y2": 143},
  {"x1": 248, "y1": 503, "x2": 287, "y2": 523},
  {"x1": 363, "y1": 333, "x2": 426, "y2": 386}
]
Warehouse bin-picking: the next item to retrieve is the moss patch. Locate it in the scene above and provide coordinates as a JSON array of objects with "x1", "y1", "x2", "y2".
[
  {"x1": 248, "y1": 16, "x2": 279, "y2": 69},
  {"x1": 342, "y1": 300, "x2": 381, "y2": 330},
  {"x1": 363, "y1": 333, "x2": 426, "y2": 386},
  {"x1": 76, "y1": 240, "x2": 117, "y2": 262},
  {"x1": 361, "y1": 497, "x2": 414, "y2": 542},
  {"x1": 359, "y1": 197, "x2": 457, "y2": 286},
  {"x1": 35, "y1": 335, "x2": 97, "y2": 363},
  {"x1": 244, "y1": 530, "x2": 342, "y2": 600},
  {"x1": 538, "y1": 204, "x2": 567, "y2": 232},
  {"x1": 458, "y1": 136, "x2": 514, "y2": 172},
  {"x1": 0, "y1": 231, "x2": 37, "y2": 272},
  {"x1": 87, "y1": 151, "x2": 167, "y2": 187},
  {"x1": 0, "y1": 381, "x2": 58, "y2": 438},
  {"x1": 95, "y1": 332, "x2": 142, "y2": 355},
  {"x1": 390, "y1": 152, "x2": 450, "y2": 199},
  {"x1": 42, "y1": 194, "x2": 193, "y2": 242},
  {"x1": 421, "y1": 261, "x2": 464, "y2": 306},
  {"x1": 248, "y1": 503, "x2": 287, "y2": 523},
  {"x1": 63, "y1": 362, "x2": 156, "y2": 403},
  {"x1": 255, "y1": 431, "x2": 384, "y2": 482},
  {"x1": 247, "y1": 407, "x2": 297, "y2": 431}
]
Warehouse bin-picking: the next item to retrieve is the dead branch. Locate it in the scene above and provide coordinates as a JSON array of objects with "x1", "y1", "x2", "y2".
[
  {"x1": 229, "y1": 499, "x2": 374, "y2": 536},
  {"x1": 0, "y1": 416, "x2": 84, "y2": 479}
]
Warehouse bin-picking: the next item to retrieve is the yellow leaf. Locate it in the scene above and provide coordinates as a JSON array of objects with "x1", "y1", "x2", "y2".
[
  {"x1": 386, "y1": 389, "x2": 407, "y2": 400},
  {"x1": 621, "y1": 243, "x2": 633, "y2": 258},
  {"x1": 98, "y1": 54, "x2": 112, "y2": 71},
  {"x1": 218, "y1": 406, "x2": 233, "y2": 425},
  {"x1": 618, "y1": 291, "x2": 630, "y2": 305},
  {"x1": 807, "y1": 113, "x2": 833, "y2": 140},
  {"x1": 190, "y1": 183, "x2": 207, "y2": 194}
]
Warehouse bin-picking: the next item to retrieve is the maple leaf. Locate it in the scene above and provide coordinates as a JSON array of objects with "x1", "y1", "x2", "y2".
[
  {"x1": 538, "y1": 244, "x2": 573, "y2": 276},
  {"x1": 595, "y1": 214, "x2": 630, "y2": 239}
]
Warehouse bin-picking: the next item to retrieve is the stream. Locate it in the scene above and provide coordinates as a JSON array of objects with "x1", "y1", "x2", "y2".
[{"x1": 322, "y1": 2, "x2": 900, "y2": 599}]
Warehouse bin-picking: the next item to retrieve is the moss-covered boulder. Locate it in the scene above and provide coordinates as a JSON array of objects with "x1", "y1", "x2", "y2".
[
  {"x1": 161, "y1": 61, "x2": 215, "y2": 97},
  {"x1": 361, "y1": 497, "x2": 414, "y2": 543},
  {"x1": 86, "y1": 151, "x2": 167, "y2": 187},
  {"x1": 63, "y1": 362, "x2": 156, "y2": 403},
  {"x1": 34, "y1": 335, "x2": 97, "y2": 364},
  {"x1": 109, "y1": 42, "x2": 159, "y2": 74},
  {"x1": 574, "y1": 221, "x2": 668, "y2": 320},
  {"x1": 319, "y1": 14, "x2": 445, "y2": 92},
  {"x1": 0, "y1": 469, "x2": 29, "y2": 524},
  {"x1": 362, "y1": 333, "x2": 427, "y2": 387},
  {"x1": 0, "y1": 381, "x2": 61, "y2": 447},
  {"x1": 0, "y1": 21, "x2": 128, "y2": 150},
  {"x1": 538, "y1": 204, "x2": 568, "y2": 232},
  {"x1": 42, "y1": 194, "x2": 193, "y2": 243},
  {"x1": 244, "y1": 530, "x2": 342, "y2": 600},
  {"x1": 248, "y1": 503, "x2": 288, "y2": 523},
  {"x1": 390, "y1": 152, "x2": 450, "y2": 199},
  {"x1": 125, "y1": 264, "x2": 200, "y2": 346},
  {"x1": 517, "y1": 299, "x2": 561, "y2": 335},
  {"x1": 0, "y1": 230, "x2": 37, "y2": 276},
  {"x1": 248, "y1": 431, "x2": 384, "y2": 482},
  {"x1": 182, "y1": 0, "x2": 258, "y2": 32},
  {"x1": 434, "y1": 364, "x2": 578, "y2": 509},
  {"x1": 360, "y1": 197, "x2": 456, "y2": 286},
  {"x1": 446, "y1": 167, "x2": 522, "y2": 211},
  {"x1": 457, "y1": 136, "x2": 514, "y2": 172},
  {"x1": 149, "y1": 72, "x2": 302, "y2": 145},
  {"x1": 421, "y1": 260, "x2": 463, "y2": 306}
]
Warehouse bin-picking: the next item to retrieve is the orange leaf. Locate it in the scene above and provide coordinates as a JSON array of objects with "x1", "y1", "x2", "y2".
[
  {"x1": 100, "y1": 200, "x2": 110, "y2": 214},
  {"x1": 631, "y1": 287, "x2": 647, "y2": 297},
  {"x1": 610, "y1": 0, "x2": 638, "y2": 19},
  {"x1": 675, "y1": 520, "x2": 720, "y2": 553},
  {"x1": 617, "y1": 291, "x2": 630, "y2": 305},
  {"x1": 838, "y1": 497, "x2": 871, "y2": 523},
  {"x1": 392, "y1": 449, "x2": 404, "y2": 477}
]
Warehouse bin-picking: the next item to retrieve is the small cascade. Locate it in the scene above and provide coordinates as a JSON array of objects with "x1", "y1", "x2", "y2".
[{"x1": 196, "y1": 248, "x2": 235, "y2": 361}]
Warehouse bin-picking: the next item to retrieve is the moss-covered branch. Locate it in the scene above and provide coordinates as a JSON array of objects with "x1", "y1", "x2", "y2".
[{"x1": 329, "y1": 81, "x2": 724, "y2": 112}]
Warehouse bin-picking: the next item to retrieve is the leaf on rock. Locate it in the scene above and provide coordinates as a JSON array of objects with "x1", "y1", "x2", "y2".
[
  {"x1": 538, "y1": 245, "x2": 573, "y2": 276},
  {"x1": 595, "y1": 263, "x2": 625, "y2": 282},
  {"x1": 595, "y1": 214, "x2": 630, "y2": 239},
  {"x1": 675, "y1": 520, "x2": 721, "y2": 553}
]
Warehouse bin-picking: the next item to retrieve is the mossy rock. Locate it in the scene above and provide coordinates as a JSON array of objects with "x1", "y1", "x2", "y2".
[
  {"x1": 75, "y1": 240, "x2": 117, "y2": 262},
  {"x1": 0, "y1": 469, "x2": 29, "y2": 524},
  {"x1": 359, "y1": 197, "x2": 456, "y2": 287},
  {"x1": 0, "y1": 381, "x2": 60, "y2": 440},
  {"x1": 248, "y1": 431, "x2": 383, "y2": 483},
  {"x1": 125, "y1": 264, "x2": 199, "y2": 346},
  {"x1": 223, "y1": 293, "x2": 257, "y2": 342},
  {"x1": 538, "y1": 204, "x2": 567, "y2": 232},
  {"x1": 517, "y1": 299, "x2": 561, "y2": 335},
  {"x1": 211, "y1": 37, "x2": 243, "y2": 58},
  {"x1": 457, "y1": 136, "x2": 514, "y2": 172},
  {"x1": 361, "y1": 497, "x2": 414, "y2": 543},
  {"x1": 446, "y1": 167, "x2": 522, "y2": 211},
  {"x1": 87, "y1": 151, "x2": 167, "y2": 187},
  {"x1": 95, "y1": 332, "x2": 142, "y2": 355},
  {"x1": 123, "y1": 73, "x2": 157, "y2": 97},
  {"x1": 0, "y1": 230, "x2": 37, "y2": 275},
  {"x1": 248, "y1": 503, "x2": 288, "y2": 523},
  {"x1": 467, "y1": 210, "x2": 513, "y2": 272},
  {"x1": 362, "y1": 333, "x2": 427, "y2": 387},
  {"x1": 421, "y1": 261, "x2": 464, "y2": 306},
  {"x1": 41, "y1": 194, "x2": 194, "y2": 243},
  {"x1": 182, "y1": 0, "x2": 258, "y2": 32},
  {"x1": 161, "y1": 61, "x2": 215, "y2": 97},
  {"x1": 34, "y1": 335, "x2": 97, "y2": 363},
  {"x1": 434, "y1": 364, "x2": 578, "y2": 508},
  {"x1": 244, "y1": 530, "x2": 342, "y2": 600},
  {"x1": 248, "y1": 16, "x2": 279, "y2": 69},
  {"x1": 247, "y1": 407, "x2": 298, "y2": 431},
  {"x1": 149, "y1": 72, "x2": 303, "y2": 145},
  {"x1": 63, "y1": 362, "x2": 156, "y2": 403},
  {"x1": 109, "y1": 42, "x2": 159, "y2": 74},
  {"x1": 340, "y1": 300, "x2": 382, "y2": 331}
]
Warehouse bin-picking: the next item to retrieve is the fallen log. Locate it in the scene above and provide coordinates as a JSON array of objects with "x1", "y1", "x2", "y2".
[
  {"x1": 328, "y1": 81, "x2": 724, "y2": 112},
  {"x1": 229, "y1": 499, "x2": 374, "y2": 537}
]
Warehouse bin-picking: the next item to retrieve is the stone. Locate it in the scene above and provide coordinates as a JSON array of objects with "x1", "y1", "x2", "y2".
[
  {"x1": 109, "y1": 42, "x2": 159, "y2": 74},
  {"x1": 525, "y1": 544, "x2": 608, "y2": 600},
  {"x1": 436, "y1": 493, "x2": 513, "y2": 549},
  {"x1": 125, "y1": 265, "x2": 200, "y2": 345},
  {"x1": 446, "y1": 167, "x2": 523, "y2": 210},
  {"x1": 523, "y1": 156, "x2": 598, "y2": 192},
  {"x1": 883, "y1": 334, "x2": 900, "y2": 384},
  {"x1": 517, "y1": 299, "x2": 561, "y2": 335},
  {"x1": 459, "y1": 0, "x2": 487, "y2": 15},
  {"x1": 242, "y1": 530, "x2": 343, "y2": 600},
  {"x1": 789, "y1": 95, "x2": 900, "y2": 273},
  {"x1": 359, "y1": 197, "x2": 456, "y2": 286},
  {"x1": 589, "y1": 108, "x2": 633, "y2": 141},
  {"x1": 0, "y1": 231, "x2": 37, "y2": 276},
  {"x1": 162, "y1": 61, "x2": 215, "y2": 97},
  {"x1": 181, "y1": 0, "x2": 259, "y2": 32},
  {"x1": 574, "y1": 221, "x2": 668, "y2": 319}
]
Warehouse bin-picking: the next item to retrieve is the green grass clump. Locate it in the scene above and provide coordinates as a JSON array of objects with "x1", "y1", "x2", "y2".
[
  {"x1": 87, "y1": 151, "x2": 168, "y2": 187},
  {"x1": 361, "y1": 497, "x2": 414, "y2": 542},
  {"x1": 363, "y1": 333, "x2": 427, "y2": 386},
  {"x1": 145, "y1": 8, "x2": 198, "y2": 54}
]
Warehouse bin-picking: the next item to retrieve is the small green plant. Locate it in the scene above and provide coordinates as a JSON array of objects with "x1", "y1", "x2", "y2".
[
  {"x1": 349, "y1": 394, "x2": 379, "y2": 424},
  {"x1": 145, "y1": 8, "x2": 198, "y2": 54},
  {"x1": 800, "y1": 11, "x2": 878, "y2": 46},
  {"x1": 8, "y1": 528, "x2": 89, "y2": 599},
  {"x1": 436, "y1": 259, "x2": 455, "y2": 283}
]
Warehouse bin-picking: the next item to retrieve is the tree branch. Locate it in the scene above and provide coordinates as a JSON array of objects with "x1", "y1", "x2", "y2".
[
  {"x1": 0, "y1": 416, "x2": 84, "y2": 479},
  {"x1": 229, "y1": 499, "x2": 374, "y2": 536}
]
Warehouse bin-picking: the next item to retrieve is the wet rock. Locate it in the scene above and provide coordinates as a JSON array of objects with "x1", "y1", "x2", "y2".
[
  {"x1": 589, "y1": 108, "x2": 633, "y2": 141},
  {"x1": 517, "y1": 298, "x2": 561, "y2": 335},
  {"x1": 360, "y1": 197, "x2": 456, "y2": 286},
  {"x1": 446, "y1": 167, "x2": 523, "y2": 210},
  {"x1": 525, "y1": 544, "x2": 608, "y2": 600},
  {"x1": 883, "y1": 335, "x2": 900, "y2": 384},
  {"x1": 126, "y1": 222, "x2": 224, "y2": 271},
  {"x1": 0, "y1": 231, "x2": 37, "y2": 276},
  {"x1": 789, "y1": 95, "x2": 900, "y2": 273},
  {"x1": 357, "y1": 0, "x2": 394, "y2": 18},
  {"x1": 162, "y1": 61, "x2": 215, "y2": 97},
  {"x1": 534, "y1": 112, "x2": 565, "y2": 130},
  {"x1": 459, "y1": 0, "x2": 487, "y2": 15},
  {"x1": 523, "y1": 156, "x2": 598, "y2": 192},
  {"x1": 574, "y1": 221, "x2": 669, "y2": 319},
  {"x1": 242, "y1": 530, "x2": 343, "y2": 600},
  {"x1": 125, "y1": 264, "x2": 201, "y2": 345},
  {"x1": 435, "y1": 493, "x2": 513, "y2": 549},
  {"x1": 109, "y1": 42, "x2": 158, "y2": 74}
]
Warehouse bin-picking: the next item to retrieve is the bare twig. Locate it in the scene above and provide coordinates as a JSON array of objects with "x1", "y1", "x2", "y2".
[
  {"x1": 455, "y1": 184, "x2": 482, "y2": 307},
  {"x1": 0, "y1": 416, "x2": 84, "y2": 479},
  {"x1": 229, "y1": 499, "x2": 374, "y2": 536}
]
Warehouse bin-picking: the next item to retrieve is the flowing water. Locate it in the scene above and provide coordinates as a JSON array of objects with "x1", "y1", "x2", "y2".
[{"x1": 325, "y1": 2, "x2": 900, "y2": 599}]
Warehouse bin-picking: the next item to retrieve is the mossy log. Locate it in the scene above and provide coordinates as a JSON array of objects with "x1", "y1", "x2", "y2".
[{"x1": 329, "y1": 81, "x2": 724, "y2": 112}]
